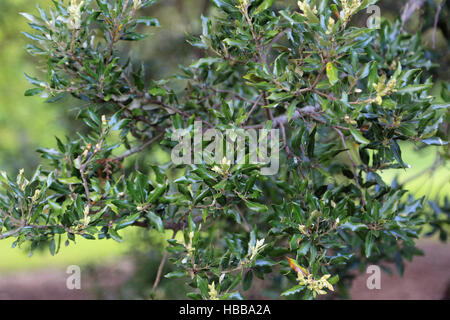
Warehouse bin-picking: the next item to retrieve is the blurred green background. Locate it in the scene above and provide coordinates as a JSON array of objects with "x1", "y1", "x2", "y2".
[{"x1": 0, "y1": 0, "x2": 448, "y2": 299}]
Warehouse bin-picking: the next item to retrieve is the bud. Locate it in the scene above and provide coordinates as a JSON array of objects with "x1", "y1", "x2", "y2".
[
  {"x1": 221, "y1": 157, "x2": 231, "y2": 172},
  {"x1": 185, "y1": 231, "x2": 196, "y2": 256},
  {"x1": 31, "y1": 189, "x2": 41, "y2": 202},
  {"x1": 298, "y1": 0, "x2": 318, "y2": 17},
  {"x1": 326, "y1": 17, "x2": 335, "y2": 35},
  {"x1": 341, "y1": 0, "x2": 363, "y2": 24},
  {"x1": 211, "y1": 157, "x2": 232, "y2": 176},
  {"x1": 375, "y1": 95, "x2": 383, "y2": 105},
  {"x1": 211, "y1": 165, "x2": 222, "y2": 175},
  {"x1": 133, "y1": 0, "x2": 142, "y2": 11},
  {"x1": 83, "y1": 205, "x2": 90, "y2": 226},
  {"x1": 83, "y1": 205, "x2": 89, "y2": 217},
  {"x1": 67, "y1": 0, "x2": 84, "y2": 30},
  {"x1": 298, "y1": 224, "x2": 307, "y2": 235},
  {"x1": 208, "y1": 281, "x2": 218, "y2": 300},
  {"x1": 250, "y1": 238, "x2": 266, "y2": 260},
  {"x1": 17, "y1": 169, "x2": 28, "y2": 190}
]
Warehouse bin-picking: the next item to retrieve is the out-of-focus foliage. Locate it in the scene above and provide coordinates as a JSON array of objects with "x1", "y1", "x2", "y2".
[
  {"x1": 0, "y1": 0, "x2": 66, "y2": 172},
  {"x1": 0, "y1": 0, "x2": 448, "y2": 300},
  {"x1": 0, "y1": 0, "x2": 210, "y2": 173}
]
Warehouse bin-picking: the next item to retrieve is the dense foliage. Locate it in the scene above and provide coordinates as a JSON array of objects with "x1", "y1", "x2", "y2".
[{"x1": 0, "y1": 0, "x2": 448, "y2": 299}]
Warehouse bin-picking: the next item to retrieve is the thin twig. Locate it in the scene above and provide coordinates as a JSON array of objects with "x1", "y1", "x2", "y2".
[
  {"x1": 401, "y1": 0, "x2": 426, "y2": 31},
  {"x1": 265, "y1": 28, "x2": 291, "y2": 50},
  {"x1": 147, "y1": 96, "x2": 214, "y2": 128},
  {"x1": 152, "y1": 251, "x2": 169, "y2": 293},
  {"x1": 333, "y1": 127, "x2": 366, "y2": 206},
  {"x1": 244, "y1": 94, "x2": 263, "y2": 124},
  {"x1": 0, "y1": 224, "x2": 24, "y2": 240},
  {"x1": 113, "y1": 132, "x2": 164, "y2": 162},
  {"x1": 244, "y1": 106, "x2": 319, "y2": 129},
  {"x1": 235, "y1": 206, "x2": 251, "y2": 233},
  {"x1": 433, "y1": 0, "x2": 445, "y2": 49}
]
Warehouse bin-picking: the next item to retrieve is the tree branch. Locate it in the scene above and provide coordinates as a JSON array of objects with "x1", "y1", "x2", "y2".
[
  {"x1": 0, "y1": 224, "x2": 25, "y2": 240},
  {"x1": 244, "y1": 106, "x2": 319, "y2": 129},
  {"x1": 113, "y1": 132, "x2": 164, "y2": 162},
  {"x1": 152, "y1": 251, "x2": 169, "y2": 294}
]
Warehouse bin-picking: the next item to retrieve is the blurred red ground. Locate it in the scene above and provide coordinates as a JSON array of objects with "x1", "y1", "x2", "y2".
[{"x1": 349, "y1": 239, "x2": 450, "y2": 300}]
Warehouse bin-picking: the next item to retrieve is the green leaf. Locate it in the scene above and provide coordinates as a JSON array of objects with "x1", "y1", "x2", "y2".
[
  {"x1": 397, "y1": 83, "x2": 433, "y2": 94},
  {"x1": 121, "y1": 32, "x2": 148, "y2": 41},
  {"x1": 368, "y1": 61, "x2": 379, "y2": 90},
  {"x1": 148, "y1": 87, "x2": 167, "y2": 97},
  {"x1": 267, "y1": 92, "x2": 293, "y2": 101},
  {"x1": 197, "y1": 276, "x2": 209, "y2": 297},
  {"x1": 115, "y1": 213, "x2": 141, "y2": 230},
  {"x1": 59, "y1": 177, "x2": 82, "y2": 185},
  {"x1": 326, "y1": 62, "x2": 339, "y2": 86},
  {"x1": 135, "y1": 17, "x2": 160, "y2": 27},
  {"x1": 147, "y1": 211, "x2": 164, "y2": 233},
  {"x1": 165, "y1": 270, "x2": 187, "y2": 279},
  {"x1": 188, "y1": 213, "x2": 196, "y2": 233},
  {"x1": 148, "y1": 184, "x2": 167, "y2": 204},
  {"x1": 253, "y1": 0, "x2": 275, "y2": 15},
  {"x1": 186, "y1": 292, "x2": 203, "y2": 300},
  {"x1": 19, "y1": 12, "x2": 42, "y2": 25},
  {"x1": 91, "y1": 207, "x2": 108, "y2": 223},
  {"x1": 286, "y1": 101, "x2": 296, "y2": 121},
  {"x1": 22, "y1": 31, "x2": 46, "y2": 41},
  {"x1": 301, "y1": 2, "x2": 320, "y2": 24},
  {"x1": 192, "y1": 166, "x2": 216, "y2": 183},
  {"x1": 190, "y1": 57, "x2": 221, "y2": 68},
  {"x1": 307, "y1": 126, "x2": 317, "y2": 158},
  {"x1": 48, "y1": 200, "x2": 62, "y2": 213},
  {"x1": 96, "y1": 0, "x2": 109, "y2": 15},
  {"x1": 421, "y1": 137, "x2": 448, "y2": 146},
  {"x1": 49, "y1": 238, "x2": 56, "y2": 256},
  {"x1": 340, "y1": 222, "x2": 368, "y2": 232},
  {"x1": 151, "y1": 166, "x2": 166, "y2": 184},
  {"x1": 365, "y1": 233, "x2": 374, "y2": 258},
  {"x1": 223, "y1": 38, "x2": 248, "y2": 49},
  {"x1": 221, "y1": 100, "x2": 233, "y2": 122},
  {"x1": 194, "y1": 188, "x2": 212, "y2": 205},
  {"x1": 245, "y1": 200, "x2": 268, "y2": 212},
  {"x1": 24, "y1": 73, "x2": 44, "y2": 87},
  {"x1": 328, "y1": 275, "x2": 339, "y2": 285},
  {"x1": 349, "y1": 127, "x2": 370, "y2": 145},
  {"x1": 243, "y1": 270, "x2": 253, "y2": 291},
  {"x1": 24, "y1": 87, "x2": 44, "y2": 96},
  {"x1": 210, "y1": 0, "x2": 235, "y2": 12},
  {"x1": 108, "y1": 229, "x2": 122, "y2": 242},
  {"x1": 281, "y1": 285, "x2": 303, "y2": 296},
  {"x1": 390, "y1": 140, "x2": 408, "y2": 168}
]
